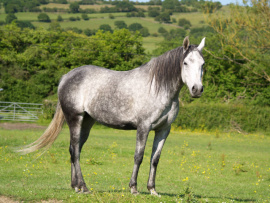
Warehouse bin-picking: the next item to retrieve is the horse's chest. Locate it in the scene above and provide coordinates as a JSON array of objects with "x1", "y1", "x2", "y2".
[{"x1": 151, "y1": 100, "x2": 179, "y2": 130}]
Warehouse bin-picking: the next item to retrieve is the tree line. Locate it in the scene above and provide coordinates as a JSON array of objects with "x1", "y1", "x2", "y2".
[{"x1": 0, "y1": 0, "x2": 269, "y2": 107}]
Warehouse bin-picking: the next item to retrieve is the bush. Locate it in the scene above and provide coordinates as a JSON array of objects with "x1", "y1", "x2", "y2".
[
  {"x1": 158, "y1": 27, "x2": 168, "y2": 34},
  {"x1": 70, "y1": 2, "x2": 80, "y2": 13},
  {"x1": 69, "y1": 16, "x2": 77, "y2": 21},
  {"x1": 148, "y1": 6, "x2": 160, "y2": 17},
  {"x1": 114, "y1": 21, "x2": 127, "y2": 29},
  {"x1": 139, "y1": 27, "x2": 150, "y2": 37},
  {"x1": 155, "y1": 12, "x2": 171, "y2": 23},
  {"x1": 109, "y1": 14, "x2": 115, "y2": 19},
  {"x1": 5, "y1": 13, "x2": 17, "y2": 24},
  {"x1": 174, "y1": 103, "x2": 270, "y2": 133},
  {"x1": 178, "y1": 18, "x2": 191, "y2": 27},
  {"x1": 128, "y1": 23, "x2": 143, "y2": 32},
  {"x1": 16, "y1": 21, "x2": 35, "y2": 30},
  {"x1": 99, "y1": 24, "x2": 113, "y2": 33},
  {"x1": 57, "y1": 15, "x2": 63, "y2": 22},
  {"x1": 38, "y1": 13, "x2": 51, "y2": 22},
  {"x1": 84, "y1": 28, "x2": 96, "y2": 36},
  {"x1": 81, "y1": 14, "x2": 89, "y2": 20}
]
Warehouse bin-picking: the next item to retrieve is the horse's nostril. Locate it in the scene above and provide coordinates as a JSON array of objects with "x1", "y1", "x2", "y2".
[
  {"x1": 192, "y1": 85, "x2": 197, "y2": 94},
  {"x1": 201, "y1": 86, "x2": 204, "y2": 93}
]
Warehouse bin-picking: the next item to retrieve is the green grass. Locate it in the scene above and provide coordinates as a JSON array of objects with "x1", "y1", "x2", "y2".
[{"x1": 0, "y1": 125, "x2": 270, "y2": 202}]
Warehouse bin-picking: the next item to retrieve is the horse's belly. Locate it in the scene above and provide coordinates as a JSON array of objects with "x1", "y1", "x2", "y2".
[{"x1": 86, "y1": 88, "x2": 137, "y2": 129}]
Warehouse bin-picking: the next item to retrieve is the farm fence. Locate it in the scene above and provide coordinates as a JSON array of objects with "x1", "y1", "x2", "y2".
[{"x1": 0, "y1": 101, "x2": 43, "y2": 122}]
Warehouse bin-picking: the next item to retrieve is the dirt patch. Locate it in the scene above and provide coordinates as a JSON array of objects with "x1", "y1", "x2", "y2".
[
  {"x1": 0, "y1": 122, "x2": 47, "y2": 130},
  {"x1": 0, "y1": 196, "x2": 19, "y2": 203},
  {"x1": 0, "y1": 196, "x2": 63, "y2": 203}
]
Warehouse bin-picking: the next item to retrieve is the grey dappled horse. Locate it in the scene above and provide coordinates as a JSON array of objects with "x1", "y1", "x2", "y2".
[{"x1": 19, "y1": 36, "x2": 205, "y2": 196}]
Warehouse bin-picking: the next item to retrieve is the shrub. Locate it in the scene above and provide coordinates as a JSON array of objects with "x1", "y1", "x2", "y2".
[
  {"x1": 16, "y1": 21, "x2": 35, "y2": 30},
  {"x1": 109, "y1": 14, "x2": 115, "y2": 19},
  {"x1": 139, "y1": 27, "x2": 150, "y2": 37},
  {"x1": 174, "y1": 103, "x2": 270, "y2": 133},
  {"x1": 148, "y1": 6, "x2": 160, "y2": 17},
  {"x1": 178, "y1": 18, "x2": 191, "y2": 27},
  {"x1": 155, "y1": 12, "x2": 170, "y2": 23},
  {"x1": 5, "y1": 13, "x2": 17, "y2": 24},
  {"x1": 57, "y1": 15, "x2": 63, "y2": 22},
  {"x1": 38, "y1": 13, "x2": 51, "y2": 22},
  {"x1": 69, "y1": 2, "x2": 80, "y2": 13},
  {"x1": 128, "y1": 23, "x2": 143, "y2": 32},
  {"x1": 81, "y1": 14, "x2": 89, "y2": 20},
  {"x1": 158, "y1": 27, "x2": 168, "y2": 34},
  {"x1": 99, "y1": 24, "x2": 113, "y2": 33},
  {"x1": 69, "y1": 16, "x2": 76, "y2": 21},
  {"x1": 114, "y1": 21, "x2": 127, "y2": 29}
]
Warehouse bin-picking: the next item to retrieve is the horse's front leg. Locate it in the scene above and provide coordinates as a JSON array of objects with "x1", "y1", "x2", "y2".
[
  {"x1": 147, "y1": 126, "x2": 171, "y2": 196},
  {"x1": 129, "y1": 126, "x2": 150, "y2": 195}
]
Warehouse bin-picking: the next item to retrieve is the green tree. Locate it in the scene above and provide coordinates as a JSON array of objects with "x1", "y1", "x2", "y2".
[
  {"x1": 15, "y1": 21, "x2": 35, "y2": 29},
  {"x1": 162, "y1": 0, "x2": 179, "y2": 11},
  {"x1": 114, "y1": 1, "x2": 137, "y2": 12},
  {"x1": 49, "y1": 21, "x2": 62, "y2": 31},
  {"x1": 69, "y1": 2, "x2": 80, "y2": 13},
  {"x1": 148, "y1": 6, "x2": 160, "y2": 17},
  {"x1": 128, "y1": 23, "x2": 143, "y2": 32},
  {"x1": 99, "y1": 24, "x2": 113, "y2": 33},
  {"x1": 114, "y1": 20, "x2": 127, "y2": 29},
  {"x1": 206, "y1": 0, "x2": 270, "y2": 105},
  {"x1": 139, "y1": 27, "x2": 150, "y2": 37},
  {"x1": 178, "y1": 18, "x2": 191, "y2": 27},
  {"x1": 155, "y1": 12, "x2": 171, "y2": 23},
  {"x1": 5, "y1": 13, "x2": 17, "y2": 24},
  {"x1": 202, "y1": 1, "x2": 222, "y2": 13},
  {"x1": 38, "y1": 13, "x2": 51, "y2": 22},
  {"x1": 158, "y1": 27, "x2": 168, "y2": 36},
  {"x1": 81, "y1": 13, "x2": 89, "y2": 20},
  {"x1": 57, "y1": 15, "x2": 63, "y2": 22},
  {"x1": 0, "y1": 25, "x2": 145, "y2": 102}
]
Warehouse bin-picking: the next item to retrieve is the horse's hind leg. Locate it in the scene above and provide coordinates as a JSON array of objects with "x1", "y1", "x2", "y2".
[{"x1": 68, "y1": 113, "x2": 95, "y2": 193}]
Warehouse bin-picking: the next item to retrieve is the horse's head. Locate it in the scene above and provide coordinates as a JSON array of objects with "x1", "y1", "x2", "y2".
[{"x1": 181, "y1": 37, "x2": 205, "y2": 98}]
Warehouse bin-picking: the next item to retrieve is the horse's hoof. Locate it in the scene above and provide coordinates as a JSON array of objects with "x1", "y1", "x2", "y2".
[
  {"x1": 75, "y1": 186, "x2": 90, "y2": 194},
  {"x1": 130, "y1": 186, "x2": 140, "y2": 195},
  {"x1": 149, "y1": 188, "x2": 161, "y2": 197}
]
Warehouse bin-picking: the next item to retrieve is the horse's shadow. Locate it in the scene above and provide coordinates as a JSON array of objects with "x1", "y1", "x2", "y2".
[{"x1": 94, "y1": 190, "x2": 256, "y2": 202}]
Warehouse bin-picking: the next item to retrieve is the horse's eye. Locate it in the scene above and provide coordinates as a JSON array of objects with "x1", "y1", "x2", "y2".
[{"x1": 184, "y1": 62, "x2": 188, "y2": 65}]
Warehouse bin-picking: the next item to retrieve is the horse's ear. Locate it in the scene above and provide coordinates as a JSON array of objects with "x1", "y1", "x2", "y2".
[
  {"x1": 183, "y1": 36, "x2": 189, "y2": 51},
  {"x1": 197, "y1": 37, "x2": 206, "y2": 51}
]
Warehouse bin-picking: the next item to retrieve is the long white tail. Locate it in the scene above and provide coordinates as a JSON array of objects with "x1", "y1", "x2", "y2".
[{"x1": 17, "y1": 102, "x2": 65, "y2": 154}]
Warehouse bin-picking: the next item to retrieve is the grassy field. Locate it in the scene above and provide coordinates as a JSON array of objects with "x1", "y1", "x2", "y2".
[
  {"x1": 0, "y1": 124, "x2": 269, "y2": 202},
  {"x1": 38, "y1": 3, "x2": 159, "y2": 11}
]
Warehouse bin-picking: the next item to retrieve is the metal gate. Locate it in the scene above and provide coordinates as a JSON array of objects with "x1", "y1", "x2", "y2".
[{"x1": 0, "y1": 101, "x2": 43, "y2": 122}]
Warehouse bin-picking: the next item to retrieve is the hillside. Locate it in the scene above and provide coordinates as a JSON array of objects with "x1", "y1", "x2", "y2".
[{"x1": 0, "y1": 1, "x2": 227, "y2": 52}]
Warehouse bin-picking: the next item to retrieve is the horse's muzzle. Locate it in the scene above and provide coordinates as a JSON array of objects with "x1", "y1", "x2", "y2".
[{"x1": 191, "y1": 84, "x2": 203, "y2": 98}]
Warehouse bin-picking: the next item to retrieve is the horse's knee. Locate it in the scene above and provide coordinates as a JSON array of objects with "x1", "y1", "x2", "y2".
[
  {"x1": 152, "y1": 154, "x2": 161, "y2": 167},
  {"x1": 69, "y1": 144, "x2": 75, "y2": 162},
  {"x1": 134, "y1": 152, "x2": 144, "y2": 165}
]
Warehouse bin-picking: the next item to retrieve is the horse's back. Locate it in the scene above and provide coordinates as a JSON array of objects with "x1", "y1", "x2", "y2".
[{"x1": 58, "y1": 65, "x2": 149, "y2": 128}]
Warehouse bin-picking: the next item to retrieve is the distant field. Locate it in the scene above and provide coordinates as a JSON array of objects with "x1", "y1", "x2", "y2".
[
  {"x1": 0, "y1": 6, "x2": 230, "y2": 52},
  {"x1": 38, "y1": 3, "x2": 160, "y2": 11}
]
